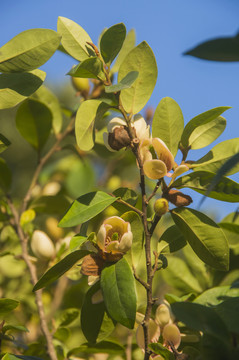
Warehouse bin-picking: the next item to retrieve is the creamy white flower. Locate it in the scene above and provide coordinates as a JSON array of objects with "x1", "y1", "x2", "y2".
[{"x1": 31, "y1": 230, "x2": 55, "y2": 260}]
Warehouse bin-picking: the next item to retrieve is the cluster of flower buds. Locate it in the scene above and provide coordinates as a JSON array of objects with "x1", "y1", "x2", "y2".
[
  {"x1": 136, "y1": 301, "x2": 181, "y2": 357},
  {"x1": 81, "y1": 216, "x2": 133, "y2": 285}
]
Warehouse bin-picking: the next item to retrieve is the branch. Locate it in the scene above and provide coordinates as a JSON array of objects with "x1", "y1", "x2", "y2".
[{"x1": 146, "y1": 179, "x2": 161, "y2": 203}]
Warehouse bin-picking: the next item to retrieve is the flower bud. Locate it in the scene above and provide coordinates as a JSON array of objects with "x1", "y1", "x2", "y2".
[
  {"x1": 81, "y1": 254, "x2": 104, "y2": 276},
  {"x1": 155, "y1": 304, "x2": 171, "y2": 328},
  {"x1": 154, "y1": 198, "x2": 169, "y2": 216},
  {"x1": 31, "y1": 230, "x2": 55, "y2": 260},
  {"x1": 108, "y1": 126, "x2": 132, "y2": 151},
  {"x1": 163, "y1": 189, "x2": 193, "y2": 207},
  {"x1": 162, "y1": 323, "x2": 181, "y2": 349},
  {"x1": 71, "y1": 77, "x2": 90, "y2": 92},
  {"x1": 136, "y1": 319, "x2": 160, "y2": 351}
]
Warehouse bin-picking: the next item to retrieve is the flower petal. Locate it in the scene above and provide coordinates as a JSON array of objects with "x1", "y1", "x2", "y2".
[
  {"x1": 163, "y1": 323, "x2": 181, "y2": 349},
  {"x1": 97, "y1": 224, "x2": 106, "y2": 250},
  {"x1": 152, "y1": 138, "x2": 174, "y2": 171},
  {"x1": 103, "y1": 132, "x2": 117, "y2": 152},
  {"x1": 105, "y1": 240, "x2": 119, "y2": 253},
  {"x1": 104, "y1": 216, "x2": 126, "y2": 235},
  {"x1": 133, "y1": 114, "x2": 150, "y2": 140},
  {"x1": 107, "y1": 117, "x2": 126, "y2": 132},
  {"x1": 143, "y1": 159, "x2": 167, "y2": 179},
  {"x1": 118, "y1": 231, "x2": 132, "y2": 252}
]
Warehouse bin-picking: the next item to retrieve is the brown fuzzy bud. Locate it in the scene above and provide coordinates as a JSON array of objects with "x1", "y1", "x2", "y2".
[
  {"x1": 163, "y1": 189, "x2": 193, "y2": 207},
  {"x1": 81, "y1": 254, "x2": 105, "y2": 276},
  {"x1": 108, "y1": 126, "x2": 133, "y2": 151}
]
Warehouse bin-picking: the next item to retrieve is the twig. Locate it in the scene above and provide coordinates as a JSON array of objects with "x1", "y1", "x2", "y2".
[
  {"x1": 126, "y1": 331, "x2": 133, "y2": 360},
  {"x1": 146, "y1": 180, "x2": 161, "y2": 203},
  {"x1": 114, "y1": 197, "x2": 144, "y2": 217},
  {"x1": 149, "y1": 214, "x2": 161, "y2": 236},
  {"x1": 133, "y1": 266, "x2": 149, "y2": 290}
]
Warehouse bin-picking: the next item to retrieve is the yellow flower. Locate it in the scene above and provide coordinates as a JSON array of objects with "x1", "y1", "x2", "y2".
[{"x1": 97, "y1": 216, "x2": 132, "y2": 254}]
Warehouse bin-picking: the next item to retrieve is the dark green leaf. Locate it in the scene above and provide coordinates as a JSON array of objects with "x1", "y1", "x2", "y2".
[
  {"x1": 75, "y1": 100, "x2": 109, "y2": 151},
  {"x1": 58, "y1": 308, "x2": 79, "y2": 327},
  {"x1": 148, "y1": 343, "x2": 174, "y2": 360},
  {"x1": 112, "y1": 187, "x2": 138, "y2": 213},
  {"x1": 54, "y1": 327, "x2": 70, "y2": 342},
  {"x1": 101, "y1": 257, "x2": 136, "y2": 329},
  {"x1": 30, "y1": 195, "x2": 71, "y2": 214},
  {"x1": 105, "y1": 71, "x2": 138, "y2": 93},
  {"x1": 0, "y1": 134, "x2": 11, "y2": 153},
  {"x1": 0, "y1": 158, "x2": 12, "y2": 193},
  {"x1": 0, "y1": 29, "x2": 60, "y2": 72},
  {"x1": 112, "y1": 29, "x2": 136, "y2": 73},
  {"x1": 180, "y1": 107, "x2": 230, "y2": 149},
  {"x1": 171, "y1": 171, "x2": 239, "y2": 202},
  {"x1": 158, "y1": 225, "x2": 187, "y2": 253},
  {"x1": 171, "y1": 208, "x2": 229, "y2": 271},
  {"x1": 59, "y1": 191, "x2": 117, "y2": 228},
  {"x1": 81, "y1": 281, "x2": 114, "y2": 344},
  {"x1": 152, "y1": 97, "x2": 184, "y2": 156},
  {"x1": 0, "y1": 298, "x2": 19, "y2": 317},
  {"x1": 118, "y1": 41, "x2": 157, "y2": 114},
  {"x1": 68, "y1": 341, "x2": 124, "y2": 356},
  {"x1": 100, "y1": 23, "x2": 126, "y2": 65},
  {"x1": 184, "y1": 33, "x2": 239, "y2": 61},
  {"x1": 215, "y1": 297, "x2": 239, "y2": 334},
  {"x1": 16, "y1": 99, "x2": 52, "y2": 152},
  {"x1": 68, "y1": 57, "x2": 106, "y2": 81},
  {"x1": 0, "y1": 70, "x2": 46, "y2": 110},
  {"x1": 192, "y1": 138, "x2": 239, "y2": 175},
  {"x1": 57, "y1": 17, "x2": 92, "y2": 61},
  {"x1": 171, "y1": 302, "x2": 230, "y2": 342},
  {"x1": 33, "y1": 250, "x2": 90, "y2": 290}
]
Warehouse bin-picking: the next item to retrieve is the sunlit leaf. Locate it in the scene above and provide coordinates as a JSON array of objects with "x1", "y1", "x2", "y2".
[
  {"x1": 112, "y1": 29, "x2": 136, "y2": 73},
  {"x1": 194, "y1": 285, "x2": 239, "y2": 306},
  {"x1": 105, "y1": 71, "x2": 138, "y2": 93},
  {"x1": 68, "y1": 57, "x2": 106, "y2": 81}
]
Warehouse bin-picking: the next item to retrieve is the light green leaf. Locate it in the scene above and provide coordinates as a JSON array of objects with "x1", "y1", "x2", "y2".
[
  {"x1": 105, "y1": 71, "x2": 138, "y2": 93},
  {"x1": 192, "y1": 138, "x2": 239, "y2": 174},
  {"x1": 58, "y1": 191, "x2": 117, "y2": 228},
  {"x1": 118, "y1": 41, "x2": 157, "y2": 114},
  {"x1": 101, "y1": 257, "x2": 136, "y2": 329},
  {"x1": 152, "y1": 97, "x2": 184, "y2": 156},
  {"x1": 194, "y1": 285, "x2": 239, "y2": 306},
  {"x1": 100, "y1": 23, "x2": 126, "y2": 65},
  {"x1": 3, "y1": 325, "x2": 28, "y2": 334},
  {"x1": 219, "y1": 222, "x2": 239, "y2": 234},
  {"x1": 0, "y1": 70, "x2": 46, "y2": 110},
  {"x1": 0, "y1": 29, "x2": 60, "y2": 73},
  {"x1": 121, "y1": 211, "x2": 144, "y2": 269},
  {"x1": 171, "y1": 208, "x2": 229, "y2": 271},
  {"x1": 30, "y1": 195, "x2": 71, "y2": 214},
  {"x1": 112, "y1": 29, "x2": 136, "y2": 73},
  {"x1": 58, "y1": 308, "x2": 79, "y2": 327},
  {"x1": 70, "y1": 235, "x2": 87, "y2": 251},
  {"x1": 31, "y1": 85, "x2": 62, "y2": 134},
  {"x1": 181, "y1": 106, "x2": 230, "y2": 149},
  {"x1": 68, "y1": 57, "x2": 106, "y2": 81},
  {"x1": 0, "y1": 158, "x2": 12, "y2": 193},
  {"x1": 158, "y1": 225, "x2": 187, "y2": 254},
  {"x1": 75, "y1": 100, "x2": 109, "y2": 151},
  {"x1": 0, "y1": 298, "x2": 19, "y2": 317},
  {"x1": 57, "y1": 17, "x2": 92, "y2": 61},
  {"x1": 0, "y1": 134, "x2": 11, "y2": 153},
  {"x1": 33, "y1": 250, "x2": 91, "y2": 291},
  {"x1": 16, "y1": 98, "x2": 52, "y2": 152},
  {"x1": 81, "y1": 281, "x2": 115, "y2": 344},
  {"x1": 171, "y1": 302, "x2": 230, "y2": 342},
  {"x1": 68, "y1": 341, "x2": 124, "y2": 356},
  {"x1": 171, "y1": 171, "x2": 239, "y2": 202},
  {"x1": 148, "y1": 343, "x2": 174, "y2": 360}
]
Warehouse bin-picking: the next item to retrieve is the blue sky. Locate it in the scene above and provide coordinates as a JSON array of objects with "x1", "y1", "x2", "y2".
[{"x1": 1, "y1": 0, "x2": 239, "y2": 219}]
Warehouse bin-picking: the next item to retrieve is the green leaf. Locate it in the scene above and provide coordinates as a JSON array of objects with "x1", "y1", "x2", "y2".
[
  {"x1": 53, "y1": 327, "x2": 70, "y2": 342},
  {"x1": 0, "y1": 70, "x2": 46, "y2": 110},
  {"x1": 4, "y1": 355, "x2": 44, "y2": 360},
  {"x1": 70, "y1": 235, "x2": 87, "y2": 251},
  {"x1": 75, "y1": 100, "x2": 109, "y2": 151},
  {"x1": 184, "y1": 33, "x2": 239, "y2": 61},
  {"x1": 158, "y1": 225, "x2": 187, "y2": 254},
  {"x1": 194, "y1": 285, "x2": 239, "y2": 306},
  {"x1": 58, "y1": 308, "x2": 79, "y2": 327},
  {"x1": 215, "y1": 297, "x2": 239, "y2": 334},
  {"x1": 219, "y1": 222, "x2": 239, "y2": 234},
  {"x1": 152, "y1": 97, "x2": 184, "y2": 156},
  {"x1": 57, "y1": 17, "x2": 92, "y2": 61},
  {"x1": 31, "y1": 85, "x2": 62, "y2": 134},
  {"x1": 171, "y1": 208, "x2": 229, "y2": 271},
  {"x1": 16, "y1": 99, "x2": 52, "y2": 152},
  {"x1": 0, "y1": 29, "x2": 60, "y2": 72},
  {"x1": 3, "y1": 325, "x2": 28, "y2": 334},
  {"x1": 181, "y1": 107, "x2": 230, "y2": 149},
  {"x1": 105, "y1": 71, "x2": 138, "y2": 93},
  {"x1": 68, "y1": 57, "x2": 106, "y2": 81},
  {"x1": 0, "y1": 134, "x2": 11, "y2": 153},
  {"x1": 112, "y1": 29, "x2": 136, "y2": 73},
  {"x1": 118, "y1": 41, "x2": 157, "y2": 114},
  {"x1": 58, "y1": 191, "x2": 117, "y2": 228},
  {"x1": 148, "y1": 343, "x2": 174, "y2": 360},
  {"x1": 112, "y1": 187, "x2": 138, "y2": 213},
  {"x1": 171, "y1": 171, "x2": 239, "y2": 202},
  {"x1": 101, "y1": 257, "x2": 136, "y2": 329},
  {"x1": 81, "y1": 282, "x2": 114, "y2": 344},
  {"x1": 30, "y1": 195, "x2": 71, "y2": 214},
  {"x1": 33, "y1": 250, "x2": 90, "y2": 291},
  {"x1": 0, "y1": 158, "x2": 12, "y2": 193},
  {"x1": 192, "y1": 138, "x2": 239, "y2": 175},
  {"x1": 100, "y1": 23, "x2": 126, "y2": 65},
  {"x1": 0, "y1": 298, "x2": 19, "y2": 317},
  {"x1": 171, "y1": 302, "x2": 230, "y2": 342},
  {"x1": 68, "y1": 341, "x2": 124, "y2": 356},
  {"x1": 121, "y1": 211, "x2": 144, "y2": 269}
]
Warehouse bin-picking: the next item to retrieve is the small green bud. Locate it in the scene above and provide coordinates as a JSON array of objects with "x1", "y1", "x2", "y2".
[
  {"x1": 71, "y1": 77, "x2": 90, "y2": 92},
  {"x1": 154, "y1": 198, "x2": 169, "y2": 216}
]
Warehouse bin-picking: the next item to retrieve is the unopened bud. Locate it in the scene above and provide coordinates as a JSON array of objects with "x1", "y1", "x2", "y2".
[
  {"x1": 81, "y1": 254, "x2": 104, "y2": 276},
  {"x1": 162, "y1": 323, "x2": 181, "y2": 349},
  {"x1": 163, "y1": 189, "x2": 192, "y2": 207},
  {"x1": 155, "y1": 304, "x2": 171, "y2": 328},
  {"x1": 31, "y1": 230, "x2": 55, "y2": 260},
  {"x1": 108, "y1": 126, "x2": 132, "y2": 151},
  {"x1": 154, "y1": 198, "x2": 169, "y2": 216},
  {"x1": 71, "y1": 77, "x2": 90, "y2": 92}
]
